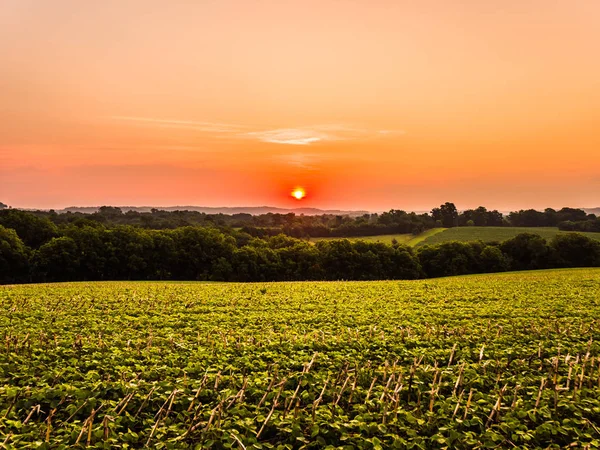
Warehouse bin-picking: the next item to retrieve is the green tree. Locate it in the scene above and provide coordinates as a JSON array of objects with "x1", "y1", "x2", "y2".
[
  {"x1": 550, "y1": 234, "x2": 600, "y2": 267},
  {"x1": 150, "y1": 230, "x2": 177, "y2": 279},
  {"x1": 0, "y1": 225, "x2": 30, "y2": 283},
  {"x1": 103, "y1": 226, "x2": 154, "y2": 280},
  {"x1": 500, "y1": 233, "x2": 551, "y2": 270},
  {"x1": 171, "y1": 227, "x2": 236, "y2": 280},
  {"x1": 32, "y1": 237, "x2": 80, "y2": 282},
  {"x1": 63, "y1": 225, "x2": 107, "y2": 280},
  {"x1": 390, "y1": 245, "x2": 423, "y2": 279},
  {"x1": 0, "y1": 209, "x2": 58, "y2": 248},
  {"x1": 432, "y1": 202, "x2": 458, "y2": 228},
  {"x1": 479, "y1": 245, "x2": 510, "y2": 273},
  {"x1": 417, "y1": 241, "x2": 481, "y2": 277},
  {"x1": 232, "y1": 245, "x2": 280, "y2": 281}
]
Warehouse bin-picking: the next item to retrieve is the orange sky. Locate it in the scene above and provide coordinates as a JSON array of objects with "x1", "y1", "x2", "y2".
[{"x1": 1, "y1": 0, "x2": 600, "y2": 211}]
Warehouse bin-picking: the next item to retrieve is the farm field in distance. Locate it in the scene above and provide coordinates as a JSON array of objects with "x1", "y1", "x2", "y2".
[
  {"x1": 310, "y1": 233, "x2": 414, "y2": 245},
  {"x1": 2, "y1": 269, "x2": 600, "y2": 448},
  {"x1": 404, "y1": 228, "x2": 447, "y2": 246},
  {"x1": 310, "y1": 227, "x2": 600, "y2": 248},
  {"x1": 415, "y1": 227, "x2": 600, "y2": 247},
  {"x1": 309, "y1": 229, "x2": 449, "y2": 246}
]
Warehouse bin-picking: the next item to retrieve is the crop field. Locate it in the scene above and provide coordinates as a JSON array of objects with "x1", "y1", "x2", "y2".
[
  {"x1": 309, "y1": 229, "x2": 447, "y2": 246},
  {"x1": 308, "y1": 227, "x2": 600, "y2": 248},
  {"x1": 310, "y1": 234, "x2": 414, "y2": 245},
  {"x1": 404, "y1": 228, "x2": 446, "y2": 247},
  {"x1": 2, "y1": 269, "x2": 600, "y2": 448},
  {"x1": 416, "y1": 227, "x2": 600, "y2": 247}
]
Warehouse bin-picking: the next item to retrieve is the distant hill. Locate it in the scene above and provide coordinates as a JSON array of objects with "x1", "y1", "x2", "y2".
[
  {"x1": 584, "y1": 207, "x2": 600, "y2": 215},
  {"x1": 15, "y1": 204, "x2": 600, "y2": 217},
  {"x1": 57, "y1": 205, "x2": 370, "y2": 216}
]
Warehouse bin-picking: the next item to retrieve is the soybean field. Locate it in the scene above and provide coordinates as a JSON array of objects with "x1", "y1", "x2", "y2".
[{"x1": 1, "y1": 269, "x2": 600, "y2": 448}]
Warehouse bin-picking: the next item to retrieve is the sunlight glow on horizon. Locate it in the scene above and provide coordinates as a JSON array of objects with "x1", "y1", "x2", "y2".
[{"x1": 291, "y1": 188, "x2": 306, "y2": 200}]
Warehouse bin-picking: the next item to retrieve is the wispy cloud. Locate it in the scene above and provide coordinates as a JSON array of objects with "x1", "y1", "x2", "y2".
[
  {"x1": 273, "y1": 151, "x2": 377, "y2": 170},
  {"x1": 246, "y1": 125, "x2": 406, "y2": 145},
  {"x1": 245, "y1": 129, "x2": 337, "y2": 145},
  {"x1": 378, "y1": 129, "x2": 406, "y2": 135},
  {"x1": 110, "y1": 116, "x2": 405, "y2": 146},
  {"x1": 273, "y1": 153, "x2": 330, "y2": 170},
  {"x1": 110, "y1": 116, "x2": 249, "y2": 133}
]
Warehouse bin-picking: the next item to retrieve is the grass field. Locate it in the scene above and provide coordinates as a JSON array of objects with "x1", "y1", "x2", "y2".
[
  {"x1": 416, "y1": 226, "x2": 600, "y2": 247},
  {"x1": 309, "y1": 228, "x2": 448, "y2": 246},
  {"x1": 2, "y1": 269, "x2": 600, "y2": 447},
  {"x1": 309, "y1": 227, "x2": 600, "y2": 248},
  {"x1": 405, "y1": 227, "x2": 447, "y2": 246},
  {"x1": 310, "y1": 233, "x2": 414, "y2": 245}
]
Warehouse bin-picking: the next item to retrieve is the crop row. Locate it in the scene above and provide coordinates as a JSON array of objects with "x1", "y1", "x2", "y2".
[
  {"x1": 2, "y1": 347, "x2": 600, "y2": 448},
  {"x1": 1, "y1": 269, "x2": 600, "y2": 448}
]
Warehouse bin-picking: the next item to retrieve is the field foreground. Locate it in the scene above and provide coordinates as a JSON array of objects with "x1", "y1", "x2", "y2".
[{"x1": 1, "y1": 269, "x2": 600, "y2": 448}]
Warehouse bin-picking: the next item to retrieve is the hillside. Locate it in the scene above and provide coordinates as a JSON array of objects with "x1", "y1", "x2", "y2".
[
  {"x1": 308, "y1": 226, "x2": 600, "y2": 248},
  {"x1": 310, "y1": 233, "x2": 414, "y2": 244},
  {"x1": 415, "y1": 226, "x2": 600, "y2": 247},
  {"x1": 2, "y1": 269, "x2": 600, "y2": 447},
  {"x1": 310, "y1": 229, "x2": 448, "y2": 246},
  {"x1": 57, "y1": 205, "x2": 370, "y2": 216},
  {"x1": 584, "y1": 207, "x2": 600, "y2": 215}
]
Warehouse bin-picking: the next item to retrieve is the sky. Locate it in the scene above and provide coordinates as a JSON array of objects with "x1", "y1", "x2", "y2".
[{"x1": 1, "y1": 0, "x2": 600, "y2": 211}]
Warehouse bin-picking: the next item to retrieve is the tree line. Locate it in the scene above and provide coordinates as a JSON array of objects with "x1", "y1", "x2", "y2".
[
  {"x1": 0, "y1": 203, "x2": 596, "y2": 241},
  {"x1": 558, "y1": 217, "x2": 600, "y2": 233},
  {"x1": 1, "y1": 214, "x2": 599, "y2": 284}
]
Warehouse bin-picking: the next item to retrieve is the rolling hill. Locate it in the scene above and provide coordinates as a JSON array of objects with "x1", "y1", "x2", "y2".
[{"x1": 415, "y1": 226, "x2": 600, "y2": 247}]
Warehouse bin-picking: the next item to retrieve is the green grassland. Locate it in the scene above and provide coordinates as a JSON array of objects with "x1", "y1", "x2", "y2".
[
  {"x1": 416, "y1": 226, "x2": 600, "y2": 247},
  {"x1": 311, "y1": 227, "x2": 600, "y2": 248},
  {"x1": 404, "y1": 227, "x2": 447, "y2": 246},
  {"x1": 309, "y1": 228, "x2": 447, "y2": 246},
  {"x1": 2, "y1": 269, "x2": 600, "y2": 447},
  {"x1": 310, "y1": 233, "x2": 414, "y2": 245}
]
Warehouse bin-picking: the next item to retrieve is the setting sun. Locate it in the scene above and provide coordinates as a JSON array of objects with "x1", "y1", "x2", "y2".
[{"x1": 291, "y1": 188, "x2": 305, "y2": 200}]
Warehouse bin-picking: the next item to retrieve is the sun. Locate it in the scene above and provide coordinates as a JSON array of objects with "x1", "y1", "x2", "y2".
[{"x1": 291, "y1": 187, "x2": 306, "y2": 200}]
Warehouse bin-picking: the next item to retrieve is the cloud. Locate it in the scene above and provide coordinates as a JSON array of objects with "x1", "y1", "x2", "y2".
[
  {"x1": 110, "y1": 116, "x2": 249, "y2": 133},
  {"x1": 273, "y1": 151, "x2": 376, "y2": 170},
  {"x1": 274, "y1": 153, "x2": 330, "y2": 170},
  {"x1": 378, "y1": 129, "x2": 406, "y2": 135},
  {"x1": 310, "y1": 124, "x2": 366, "y2": 133},
  {"x1": 109, "y1": 116, "x2": 406, "y2": 145},
  {"x1": 245, "y1": 129, "x2": 335, "y2": 145},
  {"x1": 246, "y1": 125, "x2": 406, "y2": 145}
]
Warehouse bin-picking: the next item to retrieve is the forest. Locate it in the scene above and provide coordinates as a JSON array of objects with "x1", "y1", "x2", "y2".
[{"x1": 1, "y1": 205, "x2": 599, "y2": 284}]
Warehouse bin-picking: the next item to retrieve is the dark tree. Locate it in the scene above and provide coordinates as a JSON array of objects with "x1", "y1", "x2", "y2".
[
  {"x1": 0, "y1": 209, "x2": 59, "y2": 248},
  {"x1": 0, "y1": 225, "x2": 29, "y2": 283},
  {"x1": 500, "y1": 233, "x2": 551, "y2": 270},
  {"x1": 550, "y1": 233, "x2": 600, "y2": 267},
  {"x1": 479, "y1": 245, "x2": 510, "y2": 273},
  {"x1": 1, "y1": 207, "x2": 599, "y2": 285},
  {"x1": 32, "y1": 237, "x2": 80, "y2": 282},
  {"x1": 432, "y1": 202, "x2": 459, "y2": 228},
  {"x1": 417, "y1": 241, "x2": 483, "y2": 277}
]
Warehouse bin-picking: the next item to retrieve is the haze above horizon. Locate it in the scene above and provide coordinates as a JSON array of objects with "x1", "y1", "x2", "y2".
[{"x1": 2, "y1": 0, "x2": 599, "y2": 211}]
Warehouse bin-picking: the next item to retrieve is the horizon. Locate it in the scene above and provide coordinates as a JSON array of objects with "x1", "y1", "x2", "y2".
[
  {"x1": 2, "y1": 1, "x2": 600, "y2": 210},
  {"x1": 4, "y1": 202, "x2": 599, "y2": 215}
]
